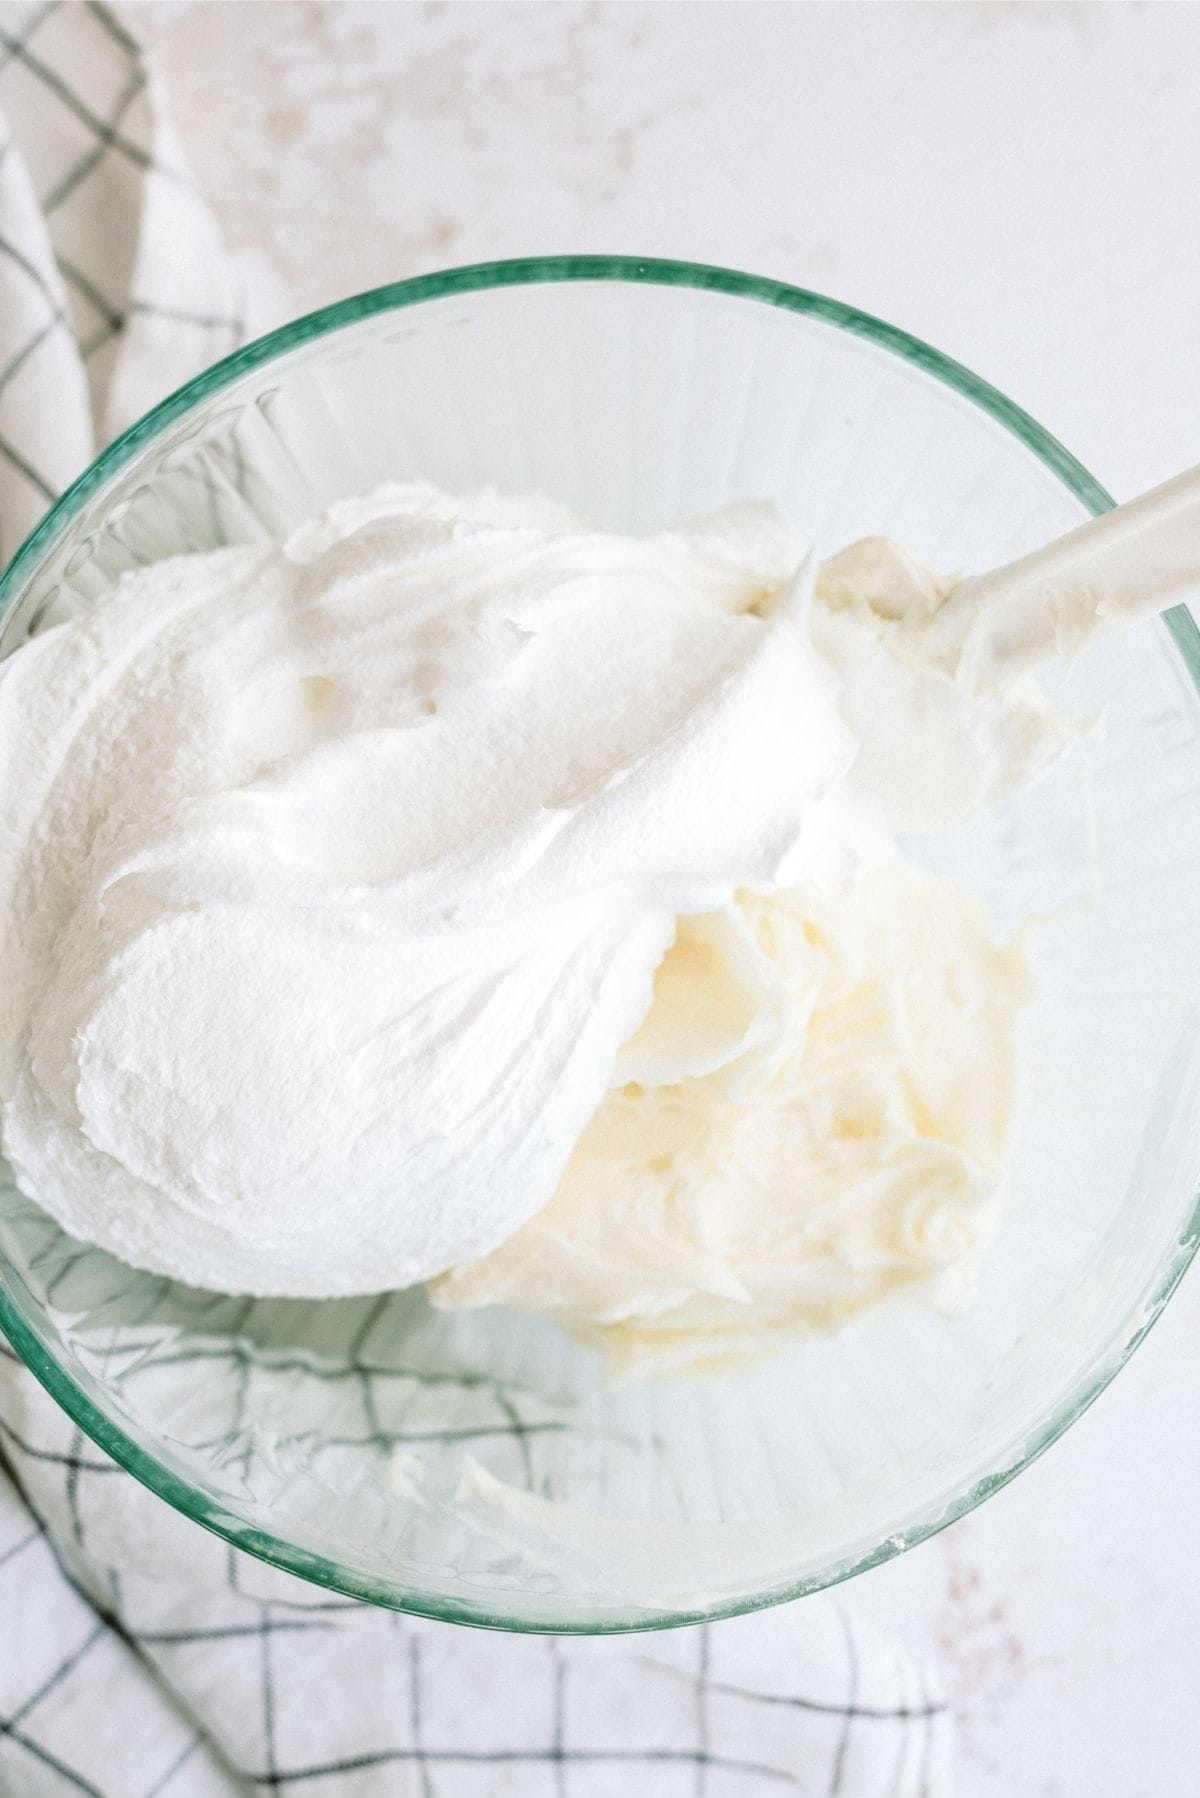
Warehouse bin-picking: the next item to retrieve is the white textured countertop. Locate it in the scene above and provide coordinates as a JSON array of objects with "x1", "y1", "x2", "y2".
[{"x1": 135, "y1": 5, "x2": 1200, "y2": 1792}]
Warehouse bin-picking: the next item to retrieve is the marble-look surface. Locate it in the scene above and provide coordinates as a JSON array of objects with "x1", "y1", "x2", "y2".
[{"x1": 133, "y1": 5, "x2": 1200, "y2": 1793}]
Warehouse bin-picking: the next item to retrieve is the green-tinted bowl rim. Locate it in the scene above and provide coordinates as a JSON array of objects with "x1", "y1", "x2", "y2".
[{"x1": 1, "y1": 254, "x2": 1198, "y2": 1634}]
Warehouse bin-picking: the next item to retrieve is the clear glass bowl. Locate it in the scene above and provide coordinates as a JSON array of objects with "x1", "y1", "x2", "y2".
[{"x1": 1, "y1": 258, "x2": 1199, "y2": 1633}]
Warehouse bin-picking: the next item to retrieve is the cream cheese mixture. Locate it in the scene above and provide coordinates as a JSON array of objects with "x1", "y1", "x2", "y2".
[{"x1": 0, "y1": 482, "x2": 1088, "y2": 1372}]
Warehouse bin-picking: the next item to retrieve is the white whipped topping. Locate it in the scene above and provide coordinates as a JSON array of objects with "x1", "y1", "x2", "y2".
[
  {"x1": 0, "y1": 482, "x2": 1084, "y2": 1353},
  {"x1": 0, "y1": 484, "x2": 865, "y2": 1296},
  {"x1": 811, "y1": 539, "x2": 1087, "y2": 834}
]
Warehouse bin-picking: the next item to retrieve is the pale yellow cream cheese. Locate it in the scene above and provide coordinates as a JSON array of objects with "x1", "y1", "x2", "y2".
[{"x1": 433, "y1": 863, "x2": 1032, "y2": 1380}]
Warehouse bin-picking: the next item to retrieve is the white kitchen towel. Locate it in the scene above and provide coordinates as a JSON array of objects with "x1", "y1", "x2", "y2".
[
  {"x1": 0, "y1": 0, "x2": 275, "y2": 563},
  {"x1": 0, "y1": 6, "x2": 952, "y2": 1796}
]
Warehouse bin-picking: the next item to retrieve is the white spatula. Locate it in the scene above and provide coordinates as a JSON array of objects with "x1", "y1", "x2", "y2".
[{"x1": 931, "y1": 461, "x2": 1200, "y2": 691}]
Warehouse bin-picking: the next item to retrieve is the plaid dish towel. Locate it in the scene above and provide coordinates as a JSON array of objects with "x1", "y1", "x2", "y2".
[{"x1": 0, "y1": 6, "x2": 952, "y2": 1795}]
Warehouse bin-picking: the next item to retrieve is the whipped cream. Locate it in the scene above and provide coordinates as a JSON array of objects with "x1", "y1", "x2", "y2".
[
  {"x1": 0, "y1": 482, "x2": 1071, "y2": 1351},
  {"x1": 0, "y1": 485, "x2": 858, "y2": 1295},
  {"x1": 811, "y1": 539, "x2": 1086, "y2": 834}
]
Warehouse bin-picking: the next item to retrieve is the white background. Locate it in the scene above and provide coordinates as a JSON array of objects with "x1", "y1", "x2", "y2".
[{"x1": 137, "y1": 5, "x2": 1200, "y2": 1793}]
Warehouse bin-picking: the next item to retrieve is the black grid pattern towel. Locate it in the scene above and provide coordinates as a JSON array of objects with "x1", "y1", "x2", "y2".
[
  {"x1": 0, "y1": 6, "x2": 952, "y2": 1794},
  {"x1": 0, "y1": 0, "x2": 276, "y2": 564}
]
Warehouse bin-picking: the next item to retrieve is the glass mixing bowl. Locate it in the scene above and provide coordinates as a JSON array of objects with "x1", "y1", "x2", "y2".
[{"x1": 1, "y1": 258, "x2": 1199, "y2": 1633}]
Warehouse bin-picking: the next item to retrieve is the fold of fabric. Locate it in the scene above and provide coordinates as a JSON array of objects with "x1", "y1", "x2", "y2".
[{"x1": 0, "y1": 0, "x2": 274, "y2": 561}]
